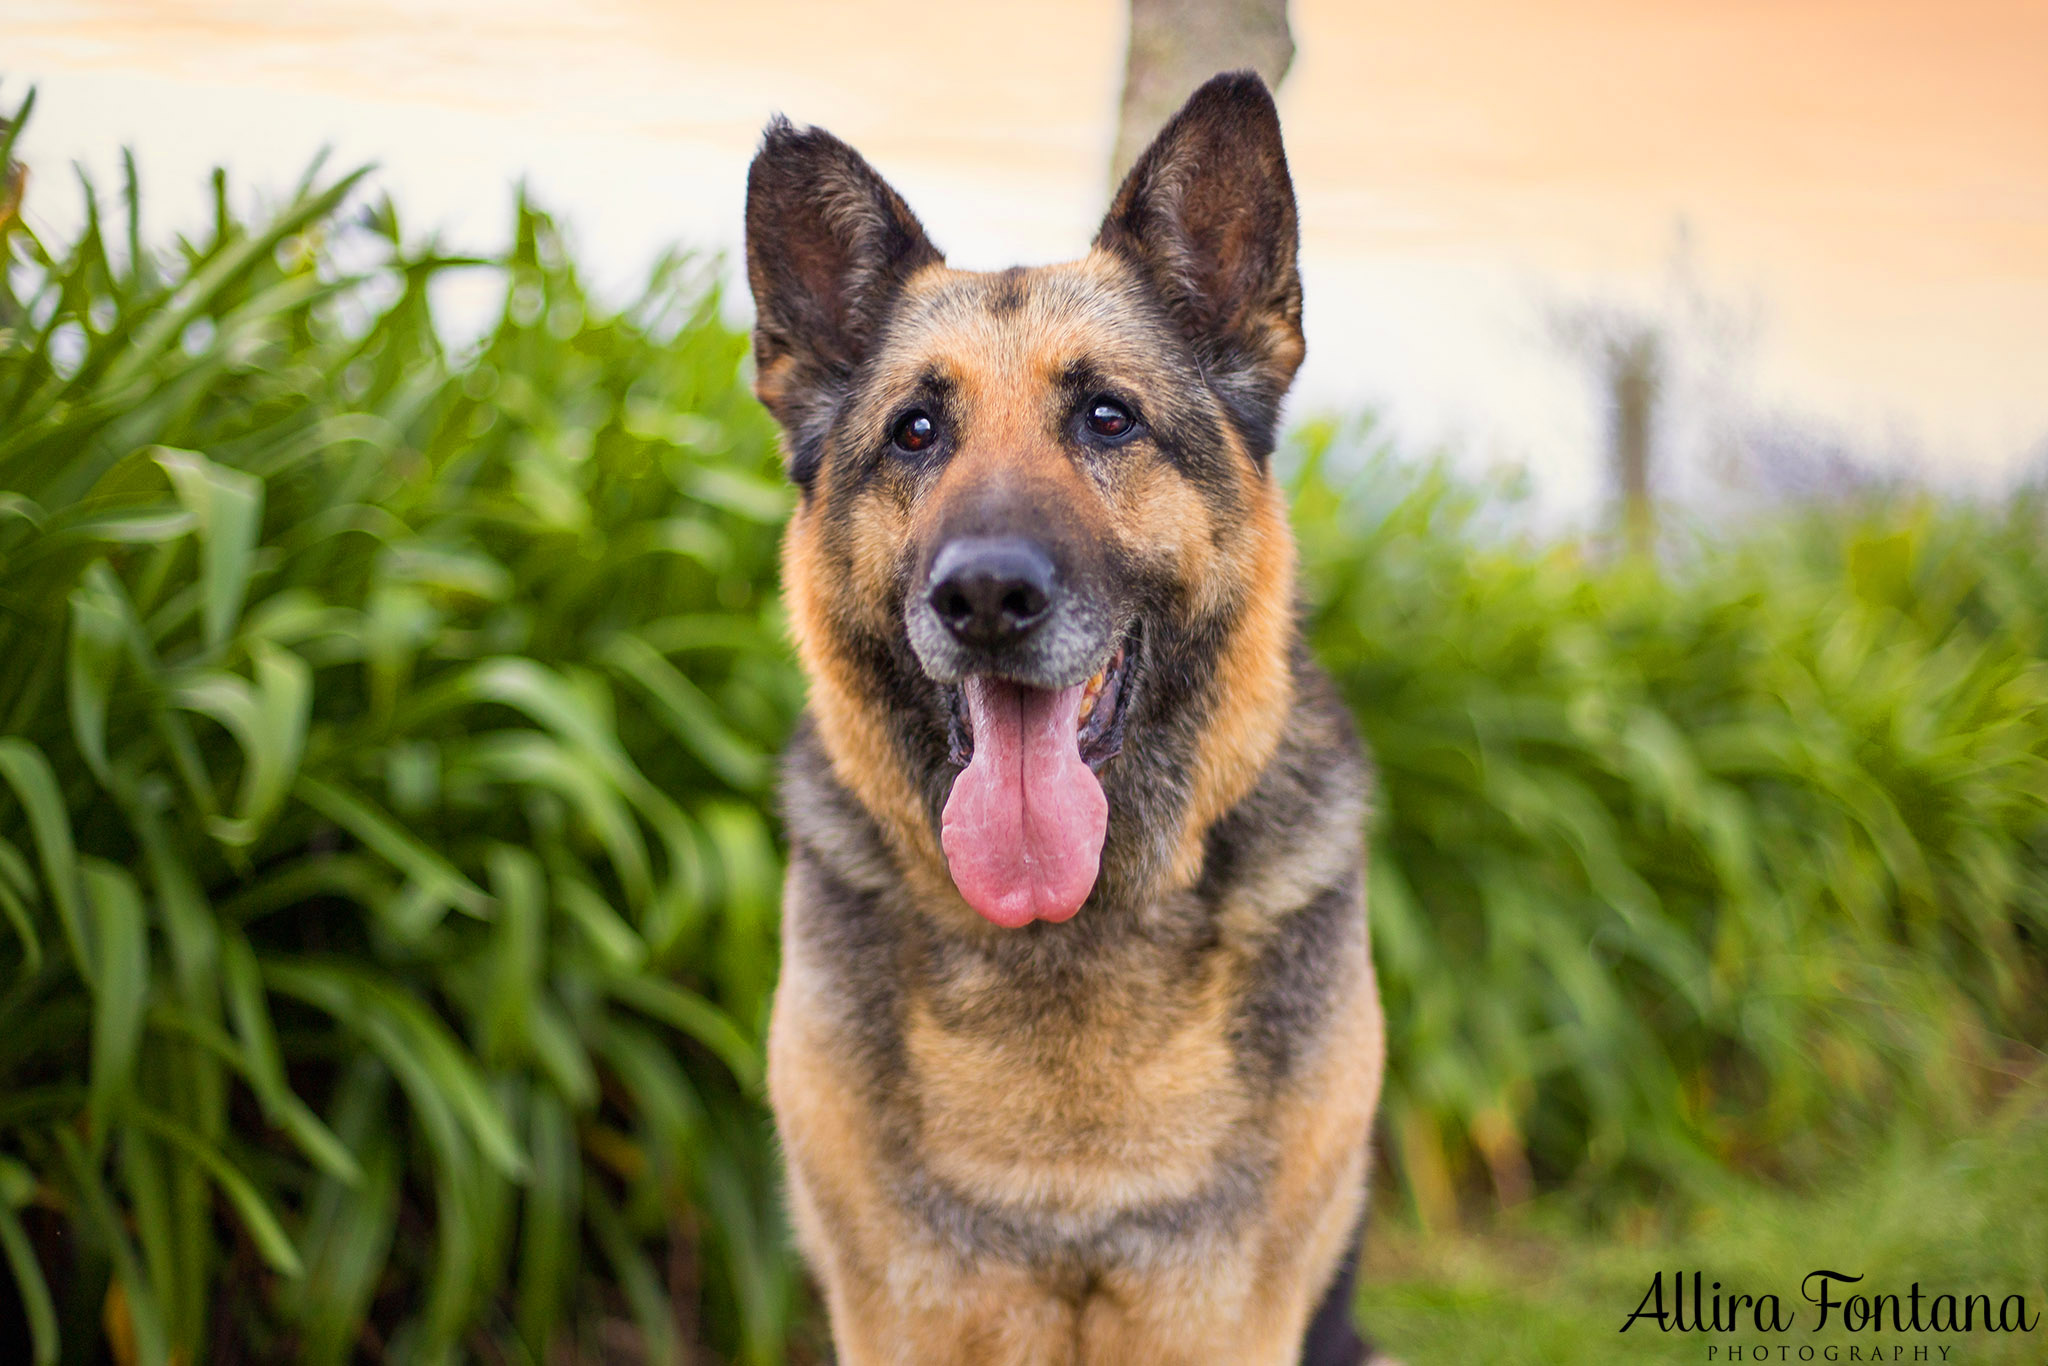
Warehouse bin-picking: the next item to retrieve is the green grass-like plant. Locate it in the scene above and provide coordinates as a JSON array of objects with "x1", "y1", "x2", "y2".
[{"x1": 1, "y1": 96, "x2": 803, "y2": 1364}]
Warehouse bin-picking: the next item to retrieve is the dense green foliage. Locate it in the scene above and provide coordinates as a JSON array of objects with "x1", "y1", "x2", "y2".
[
  {"x1": 1, "y1": 117, "x2": 2044, "y2": 1362},
  {"x1": 1296, "y1": 425, "x2": 2048, "y2": 1222},
  {"x1": 1, "y1": 127, "x2": 802, "y2": 1364}
]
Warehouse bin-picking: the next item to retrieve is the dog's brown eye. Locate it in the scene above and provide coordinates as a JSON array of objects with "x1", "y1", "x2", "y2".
[
  {"x1": 1085, "y1": 399, "x2": 1135, "y2": 440},
  {"x1": 892, "y1": 410, "x2": 937, "y2": 453}
]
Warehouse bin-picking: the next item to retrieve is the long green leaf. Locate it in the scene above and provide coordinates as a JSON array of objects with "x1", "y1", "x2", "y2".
[
  {"x1": 264, "y1": 959, "x2": 529, "y2": 1180},
  {"x1": 0, "y1": 740, "x2": 89, "y2": 978},
  {"x1": 0, "y1": 1155, "x2": 59, "y2": 1366},
  {"x1": 128, "y1": 1105, "x2": 304, "y2": 1276},
  {"x1": 295, "y1": 774, "x2": 492, "y2": 918},
  {"x1": 80, "y1": 859, "x2": 149, "y2": 1146},
  {"x1": 220, "y1": 931, "x2": 362, "y2": 1183},
  {"x1": 174, "y1": 642, "x2": 311, "y2": 846},
  {"x1": 607, "y1": 973, "x2": 762, "y2": 1095},
  {"x1": 67, "y1": 563, "x2": 127, "y2": 786}
]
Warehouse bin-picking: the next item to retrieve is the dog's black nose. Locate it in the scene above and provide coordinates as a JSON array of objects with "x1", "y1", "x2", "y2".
[{"x1": 927, "y1": 538, "x2": 1056, "y2": 648}]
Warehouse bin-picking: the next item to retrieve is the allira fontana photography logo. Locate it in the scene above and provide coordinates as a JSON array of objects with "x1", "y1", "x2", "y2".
[{"x1": 1619, "y1": 1269, "x2": 2041, "y2": 1361}]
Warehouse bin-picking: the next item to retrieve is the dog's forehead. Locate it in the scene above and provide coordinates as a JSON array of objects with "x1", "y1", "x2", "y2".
[{"x1": 874, "y1": 255, "x2": 1177, "y2": 398}]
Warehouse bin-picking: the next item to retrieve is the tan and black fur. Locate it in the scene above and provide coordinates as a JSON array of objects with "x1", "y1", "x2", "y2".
[{"x1": 746, "y1": 73, "x2": 1385, "y2": 1365}]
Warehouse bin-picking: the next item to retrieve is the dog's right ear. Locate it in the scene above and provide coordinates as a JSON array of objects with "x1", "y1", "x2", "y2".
[{"x1": 745, "y1": 118, "x2": 943, "y2": 487}]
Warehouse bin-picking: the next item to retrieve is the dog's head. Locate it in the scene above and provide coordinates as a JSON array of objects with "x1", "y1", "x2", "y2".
[{"x1": 748, "y1": 72, "x2": 1304, "y2": 929}]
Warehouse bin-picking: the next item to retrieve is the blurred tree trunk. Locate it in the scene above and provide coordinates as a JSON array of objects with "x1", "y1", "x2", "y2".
[
  {"x1": 1607, "y1": 331, "x2": 1660, "y2": 558},
  {"x1": 1110, "y1": 0, "x2": 1295, "y2": 186},
  {"x1": 1552, "y1": 304, "x2": 1663, "y2": 560}
]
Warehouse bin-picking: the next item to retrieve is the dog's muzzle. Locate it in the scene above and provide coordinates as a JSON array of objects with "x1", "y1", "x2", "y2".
[{"x1": 906, "y1": 535, "x2": 1111, "y2": 689}]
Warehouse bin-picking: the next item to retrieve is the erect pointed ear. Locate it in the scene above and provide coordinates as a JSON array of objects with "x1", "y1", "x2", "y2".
[
  {"x1": 745, "y1": 117, "x2": 943, "y2": 486},
  {"x1": 1095, "y1": 71, "x2": 1304, "y2": 460}
]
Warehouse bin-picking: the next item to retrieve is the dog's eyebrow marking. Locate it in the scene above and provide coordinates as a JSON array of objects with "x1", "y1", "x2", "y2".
[
  {"x1": 987, "y1": 267, "x2": 1030, "y2": 316},
  {"x1": 903, "y1": 366, "x2": 959, "y2": 417},
  {"x1": 1057, "y1": 358, "x2": 1105, "y2": 398},
  {"x1": 871, "y1": 363, "x2": 954, "y2": 418}
]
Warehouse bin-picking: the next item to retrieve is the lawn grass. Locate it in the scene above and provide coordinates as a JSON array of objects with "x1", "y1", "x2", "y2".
[{"x1": 1359, "y1": 1083, "x2": 2048, "y2": 1365}]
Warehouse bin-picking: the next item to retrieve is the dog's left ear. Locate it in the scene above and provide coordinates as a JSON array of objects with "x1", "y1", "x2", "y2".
[{"x1": 1096, "y1": 71, "x2": 1304, "y2": 459}]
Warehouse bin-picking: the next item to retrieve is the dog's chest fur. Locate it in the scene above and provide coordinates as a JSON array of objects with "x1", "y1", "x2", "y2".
[{"x1": 903, "y1": 934, "x2": 1252, "y2": 1221}]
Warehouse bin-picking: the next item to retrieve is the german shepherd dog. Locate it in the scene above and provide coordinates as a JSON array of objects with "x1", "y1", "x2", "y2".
[{"x1": 745, "y1": 72, "x2": 1385, "y2": 1365}]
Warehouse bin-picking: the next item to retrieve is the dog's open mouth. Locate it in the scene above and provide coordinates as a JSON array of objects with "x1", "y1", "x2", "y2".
[
  {"x1": 946, "y1": 643, "x2": 1132, "y2": 772},
  {"x1": 938, "y1": 642, "x2": 1135, "y2": 929}
]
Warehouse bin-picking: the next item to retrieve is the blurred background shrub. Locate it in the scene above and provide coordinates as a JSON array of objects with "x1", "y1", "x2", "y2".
[
  {"x1": 1295, "y1": 421, "x2": 2048, "y2": 1225},
  {"x1": 1, "y1": 112, "x2": 2044, "y2": 1361}
]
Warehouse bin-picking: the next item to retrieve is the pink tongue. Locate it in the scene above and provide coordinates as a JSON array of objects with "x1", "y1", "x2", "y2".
[{"x1": 941, "y1": 676, "x2": 1108, "y2": 927}]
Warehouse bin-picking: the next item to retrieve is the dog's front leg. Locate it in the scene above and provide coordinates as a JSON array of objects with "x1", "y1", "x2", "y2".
[{"x1": 772, "y1": 971, "x2": 1080, "y2": 1365}]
